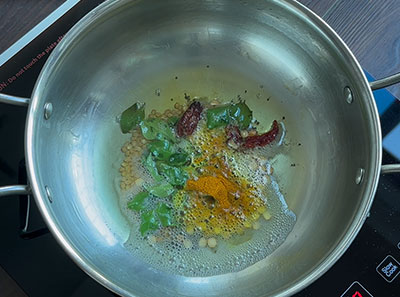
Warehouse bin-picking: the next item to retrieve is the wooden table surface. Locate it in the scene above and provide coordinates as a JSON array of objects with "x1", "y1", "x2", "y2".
[{"x1": 0, "y1": 0, "x2": 66, "y2": 53}]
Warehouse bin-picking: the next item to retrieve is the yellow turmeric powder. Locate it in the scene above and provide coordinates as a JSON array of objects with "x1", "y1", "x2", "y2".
[{"x1": 185, "y1": 175, "x2": 238, "y2": 209}]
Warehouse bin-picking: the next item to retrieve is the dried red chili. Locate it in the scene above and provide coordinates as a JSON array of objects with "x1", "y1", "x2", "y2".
[
  {"x1": 242, "y1": 120, "x2": 279, "y2": 149},
  {"x1": 176, "y1": 101, "x2": 203, "y2": 137}
]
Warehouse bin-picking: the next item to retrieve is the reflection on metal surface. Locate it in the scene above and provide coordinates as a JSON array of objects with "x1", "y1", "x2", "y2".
[
  {"x1": 344, "y1": 86, "x2": 353, "y2": 104},
  {"x1": 0, "y1": 185, "x2": 30, "y2": 197},
  {"x1": 70, "y1": 153, "x2": 117, "y2": 246},
  {"x1": 370, "y1": 72, "x2": 400, "y2": 90},
  {"x1": 44, "y1": 185, "x2": 53, "y2": 203},
  {"x1": 0, "y1": 93, "x2": 30, "y2": 106},
  {"x1": 381, "y1": 164, "x2": 400, "y2": 174},
  {"x1": 43, "y1": 102, "x2": 53, "y2": 120},
  {"x1": 355, "y1": 168, "x2": 365, "y2": 184}
]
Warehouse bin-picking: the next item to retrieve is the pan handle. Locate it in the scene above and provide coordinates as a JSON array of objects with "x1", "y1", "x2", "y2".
[
  {"x1": 369, "y1": 72, "x2": 400, "y2": 174},
  {"x1": 381, "y1": 164, "x2": 400, "y2": 174},
  {"x1": 369, "y1": 72, "x2": 400, "y2": 91},
  {"x1": 0, "y1": 93, "x2": 30, "y2": 106},
  {"x1": 0, "y1": 94, "x2": 30, "y2": 197},
  {"x1": 0, "y1": 185, "x2": 31, "y2": 197}
]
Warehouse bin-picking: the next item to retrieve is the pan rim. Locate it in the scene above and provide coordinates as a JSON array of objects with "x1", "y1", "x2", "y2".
[{"x1": 24, "y1": 0, "x2": 382, "y2": 296}]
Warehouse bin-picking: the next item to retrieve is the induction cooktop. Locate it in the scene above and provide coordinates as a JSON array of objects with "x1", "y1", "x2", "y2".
[{"x1": 0, "y1": 1, "x2": 399, "y2": 296}]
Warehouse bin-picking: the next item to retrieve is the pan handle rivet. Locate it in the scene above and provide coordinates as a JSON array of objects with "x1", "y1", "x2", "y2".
[
  {"x1": 44, "y1": 102, "x2": 53, "y2": 120},
  {"x1": 355, "y1": 168, "x2": 365, "y2": 184},
  {"x1": 344, "y1": 87, "x2": 353, "y2": 104},
  {"x1": 45, "y1": 185, "x2": 53, "y2": 203}
]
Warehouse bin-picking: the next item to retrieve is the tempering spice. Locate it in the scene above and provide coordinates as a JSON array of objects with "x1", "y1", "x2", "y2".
[
  {"x1": 185, "y1": 175, "x2": 238, "y2": 210},
  {"x1": 118, "y1": 97, "x2": 282, "y2": 245},
  {"x1": 176, "y1": 101, "x2": 203, "y2": 137}
]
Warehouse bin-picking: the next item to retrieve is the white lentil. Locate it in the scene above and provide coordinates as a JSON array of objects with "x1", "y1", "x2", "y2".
[
  {"x1": 198, "y1": 237, "x2": 207, "y2": 248},
  {"x1": 207, "y1": 237, "x2": 217, "y2": 248},
  {"x1": 263, "y1": 210, "x2": 271, "y2": 220}
]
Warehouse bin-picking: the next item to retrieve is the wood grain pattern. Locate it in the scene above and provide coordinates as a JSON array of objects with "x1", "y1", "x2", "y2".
[
  {"x1": 0, "y1": 0, "x2": 66, "y2": 54},
  {"x1": 0, "y1": 266, "x2": 27, "y2": 297},
  {"x1": 322, "y1": 0, "x2": 400, "y2": 97},
  {"x1": 297, "y1": 0, "x2": 337, "y2": 17}
]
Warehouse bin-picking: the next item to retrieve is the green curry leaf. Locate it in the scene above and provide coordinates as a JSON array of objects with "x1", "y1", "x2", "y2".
[
  {"x1": 167, "y1": 116, "x2": 179, "y2": 127},
  {"x1": 144, "y1": 154, "x2": 163, "y2": 182},
  {"x1": 206, "y1": 105, "x2": 231, "y2": 129},
  {"x1": 140, "y1": 210, "x2": 159, "y2": 235},
  {"x1": 140, "y1": 118, "x2": 177, "y2": 142},
  {"x1": 155, "y1": 203, "x2": 175, "y2": 227},
  {"x1": 206, "y1": 102, "x2": 253, "y2": 130},
  {"x1": 127, "y1": 191, "x2": 149, "y2": 211},
  {"x1": 146, "y1": 182, "x2": 176, "y2": 198},
  {"x1": 120, "y1": 103, "x2": 145, "y2": 134},
  {"x1": 167, "y1": 152, "x2": 191, "y2": 166},
  {"x1": 148, "y1": 139, "x2": 174, "y2": 161},
  {"x1": 158, "y1": 163, "x2": 188, "y2": 187},
  {"x1": 229, "y1": 102, "x2": 252, "y2": 129}
]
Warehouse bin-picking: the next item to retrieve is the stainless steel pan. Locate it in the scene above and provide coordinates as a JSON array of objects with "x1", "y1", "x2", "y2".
[{"x1": 1, "y1": 0, "x2": 400, "y2": 296}]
